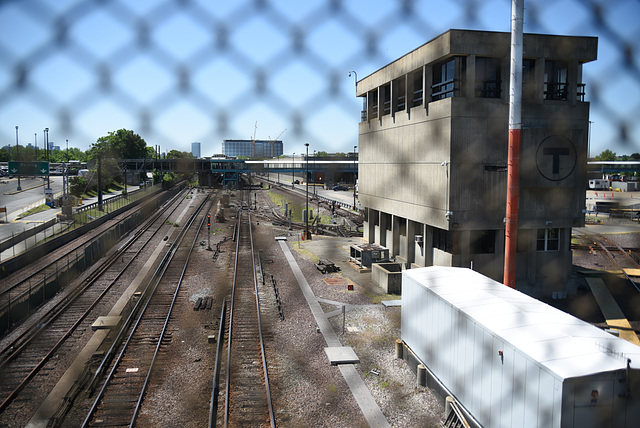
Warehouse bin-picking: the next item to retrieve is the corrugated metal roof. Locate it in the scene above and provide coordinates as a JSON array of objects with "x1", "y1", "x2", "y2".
[{"x1": 403, "y1": 266, "x2": 640, "y2": 379}]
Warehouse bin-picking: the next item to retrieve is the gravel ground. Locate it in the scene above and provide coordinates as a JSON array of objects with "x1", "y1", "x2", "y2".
[
  {"x1": 128, "y1": 189, "x2": 445, "y2": 428},
  {"x1": 12, "y1": 188, "x2": 637, "y2": 427}
]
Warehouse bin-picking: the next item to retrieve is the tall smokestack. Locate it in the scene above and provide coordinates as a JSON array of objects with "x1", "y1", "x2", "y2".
[{"x1": 504, "y1": 0, "x2": 524, "y2": 289}]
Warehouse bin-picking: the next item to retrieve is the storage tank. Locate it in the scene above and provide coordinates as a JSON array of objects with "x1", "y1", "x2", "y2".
[{"x1": 401, "y1": 266, "x2": 640, "y2": 428}]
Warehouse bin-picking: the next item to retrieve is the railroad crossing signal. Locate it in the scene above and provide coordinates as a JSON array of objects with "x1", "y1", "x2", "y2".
[{"x1": 8, "y1": 161, "x2": 50, "y2": 176}]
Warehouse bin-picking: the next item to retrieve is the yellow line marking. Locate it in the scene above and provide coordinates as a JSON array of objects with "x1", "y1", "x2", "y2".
[{"x1": 586, "y1": 277, "x2": 640, "y2": 346}]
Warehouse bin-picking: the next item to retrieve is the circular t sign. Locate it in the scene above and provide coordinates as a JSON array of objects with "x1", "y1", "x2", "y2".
[{"x1": 536, "y1": 135, "x2": 576, "y2": 181}]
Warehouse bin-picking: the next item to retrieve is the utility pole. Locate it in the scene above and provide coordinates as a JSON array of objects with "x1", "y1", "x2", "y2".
[
  {"x1": 504, "y1": 0, "x2": 524, "y2": 289},
  {"x1": 353, "y1": 145, "x2": 357, "y2": 210},
  {"x1": 305, "y1": 143, "x2": 311, "y2": 240},
  {"x1": 15, "y1": 126, "x2": 21, "y2": 191}
]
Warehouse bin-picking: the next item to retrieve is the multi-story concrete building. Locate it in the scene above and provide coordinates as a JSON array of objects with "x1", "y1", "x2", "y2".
[
  {"x1": 357, "y1": 29, "x2": 597, "y2": 294},
  {"x1": 222, "y1": 139, "x2": 283, "y2": 159},
  {"x1": 191, "y1": 142, "x2": 201, "y2": 158}
]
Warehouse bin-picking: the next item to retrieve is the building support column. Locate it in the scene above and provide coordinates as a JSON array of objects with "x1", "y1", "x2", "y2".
[{"x1": 466, "y1": 54, "x2": 476, "y2": 99}]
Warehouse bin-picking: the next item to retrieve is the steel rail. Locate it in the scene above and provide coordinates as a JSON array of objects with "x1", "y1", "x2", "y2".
[
  {"x1": 129, "y1": 194, "x2": 211, "y2": 426},
  {"x1": 0, "y1": 188, "x2": 190, "y2": 414},
  {"x1": 0, "y1": 187, "x2": 188, "y2": 367},
  {"x1": 249, "y1": 210, "x2": 276, "y2": 427},
  {"x1": 223, "y1": 208, "x2": 275, "y2": 427},
  {"x1": 593, "y1": 235, "x2": 640, "y2": 293},
  {"x1": 223, "y1": 211, "x2": 242, "y2": 428},
  {"x1": 81, "y1": 193, "x2": 211, "y2": 427},
  {"x1": 0, "y1": 187, "x2": 187, "y2": 323}
]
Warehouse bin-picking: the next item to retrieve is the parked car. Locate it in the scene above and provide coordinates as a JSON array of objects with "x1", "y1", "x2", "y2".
[{"x1": 332, "y1": 185, "x2": 348, "y2": 191}]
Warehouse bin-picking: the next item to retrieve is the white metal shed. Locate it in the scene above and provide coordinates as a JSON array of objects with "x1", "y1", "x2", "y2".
[{"x1": 401, "y1": 266, "x2": 640, "y2": 428}]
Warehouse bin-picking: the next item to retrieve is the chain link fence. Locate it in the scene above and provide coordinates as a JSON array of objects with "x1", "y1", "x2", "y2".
[{"x1": 0, "y1": 0, "x2": 638, "y2": 155}]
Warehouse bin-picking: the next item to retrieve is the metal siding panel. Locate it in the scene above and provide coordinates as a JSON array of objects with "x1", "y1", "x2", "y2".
[
  {"x1": 444, "y1": 297, "x2": 454, "y2": 385},
  {"x1": 478, "y1": 329, "x2": 492, "y2": 424},
  {"x1": 560, "y1": 381, "x2": 573, "y2": 428},
  {"x1": 472, "y1": 321, "x2": 483, "y2": 414},
  {"x1": 499, "y1": 346, "x2": 516, "y2": 428},
  {"x1": 511, "y1": 352, "x2": 527, "y2": 428},
  {"x1": 538, "y1": 369, "x2": 556, "y2": 428},
  {"x1": 490, "y1": 336, "x2": 505, "y2": 428},
  {"x1": 524, "y1": 360, "x2": 540, "y2": 428},
  {"x1": 461, "y1": 316, "x2": 475, "y2": 404},
  {"x1": 453, "y1": 309, "x2": 467, "y2": 395},
  {"x1": 553, "y1": 378, "x2": 563, "y2": 428},
  {"x1": 435, "y1": 293, "x2": 446, "y2": 380}
]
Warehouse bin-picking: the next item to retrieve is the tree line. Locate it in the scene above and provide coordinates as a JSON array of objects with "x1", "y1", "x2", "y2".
[{"x1": 1, "y1": 128, "x2": 194, "y2": 197}]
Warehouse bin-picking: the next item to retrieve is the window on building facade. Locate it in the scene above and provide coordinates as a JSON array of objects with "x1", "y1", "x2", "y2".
[
  {"x1": 382, "y1": 83, "x2": 391, "y2": 115},
  {"x1": 544, "y1": 60, "x2": 568, "y2": 100},
  {"x1": 522, "y1": 58, "x2": 536, "y2": 100},
  {"x1": 577, "y1": 61, "x2": 586, "y2": 102},
  {"x1": 411, "y1": 69, "x2": 423, "y2": 107},
  {"x1": 393, "y1": 77, "x2": 406, "y2": 112},
  {"x1": 432, "y1": 57, "x2": 464, "y2": 101},
  {"x1": 368, "y1": 90, "x2": 378, "y2": 119},
  {"x1": 470, "y1": 230, "x2": 496, "y2": 254},
  {"x1": 536, "y1": 228, "x2": 559, "y2": 251},
  {"x1": 475, "y1": 57, "x2": 501, "y2": 98},
  {"x1": 433, "y1": 227, "x2": 455, "y2": 254}
]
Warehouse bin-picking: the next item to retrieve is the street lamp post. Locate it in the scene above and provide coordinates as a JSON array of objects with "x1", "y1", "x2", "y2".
[
  {"x1": 44, "y1": 128, "x2": 50, "y2": 190},
  {"x1": 313, "y1": 149, "x2": 316, "y2": 197},
  {"x1": 291, "y1": 152, "x2": 295, "y2": 188},
  {"x1": 348, "y1": 70, "x2": 357, "y2": 95},
  {"x1": 305, "y1": 143, "x2": 311, "y2": 240},
  {"x1": 15, "y1": 126, "x2": 22, "y2": 191},
  {"x1": 353, "y1": 145, "x2": 357, "y2": 210}
]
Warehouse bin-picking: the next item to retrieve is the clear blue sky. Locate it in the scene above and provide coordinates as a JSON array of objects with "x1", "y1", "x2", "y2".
[{"x1": 0, "y1": 0, "x2": 638, "y2": 158}]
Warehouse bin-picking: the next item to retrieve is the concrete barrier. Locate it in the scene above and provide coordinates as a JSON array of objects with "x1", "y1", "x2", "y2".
[{"x1": 371, "y1": 262, "x2": 403, "y2": 294}]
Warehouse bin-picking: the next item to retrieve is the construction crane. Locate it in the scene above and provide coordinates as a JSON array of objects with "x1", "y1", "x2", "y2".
[
  {"x1": 251, "y1": 121, "x2": 257, "y2": 158},
  {"x1": 268, "y1": 128, "x2": 286, "y2": 158}
]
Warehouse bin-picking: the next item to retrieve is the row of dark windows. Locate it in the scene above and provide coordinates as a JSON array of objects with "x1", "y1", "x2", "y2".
[
  {"x1": 366, "y1": 57, "x2": 580, "y2": 119},
  {"x1": 431, "y1": 227, "x2": 560, "y2": 255}
]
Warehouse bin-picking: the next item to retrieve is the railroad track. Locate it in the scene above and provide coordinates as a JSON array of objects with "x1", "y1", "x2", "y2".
[
  {"x1": 591, "y1": 234, "x2": 640, "y2": 292},
  {"x1": 0, "y1": 186, "x2": 183, "y2": 336},
  {"x1": 223, "y1": 209, "x2": 275, "y2": 427},
  {"x1": 0, "y1": 188, "x2": 192, "y2": 426},
  {"x1": 81, "y1": 193, "x2": 212, "y2": 427}
]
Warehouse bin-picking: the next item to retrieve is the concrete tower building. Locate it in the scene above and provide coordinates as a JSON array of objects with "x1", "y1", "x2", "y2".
[
  {"x1": 191, "y1": 142, "x2": 201, "y2": 158},
  {"x1": 357, "y1": 30, "x2": 597, "y2": 294}
]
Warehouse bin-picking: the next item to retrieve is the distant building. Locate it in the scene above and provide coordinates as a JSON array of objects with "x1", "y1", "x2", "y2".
[
  {"x1": 191, "y1": 142, "x2": 201, "y2": 158},
  {"x1": 222, "y1": 139, "x2": 283, "y2": 158},
  {"x1": 357, "y1": 29, "x2": 597, "y2": 294}
]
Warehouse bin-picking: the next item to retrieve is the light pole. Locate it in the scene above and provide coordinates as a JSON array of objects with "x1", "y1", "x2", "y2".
[
  {"x1": 44, "y1": 128, "x2": 50, "y2": 190},
  {"x1": 348, "y1": 70, "x2": 357, "y2": 95},
  {"x1": 353, "y1": 145, "x2": 357, "y2": 210},
  {"x1": 291, "y1": 152, "x2": 295, "y2": 188},
  {"x1": 313, "y1": 149, "x2": 316, "y2": 197},
  {"x1": 15, "y1": 126, "x2": 21, "y2": 191},
  {"x1": 305, "y1": 143, "x2": 310, "y2": 240},
  {"x1": 34, "y1": 133, "x2": 38, "y2": 160}
]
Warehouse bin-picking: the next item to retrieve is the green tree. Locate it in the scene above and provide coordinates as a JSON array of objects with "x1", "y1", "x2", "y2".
[
  {"x1": 69, "y1": 177, "x2": 88, "y2": 197},
  {"x1": 630, "y1": 153, "x2": 640, "y2": 161},
  {"x1": 167, "y1": 149, "x2": 193, "y2": 159},
  {"x1": 0, "y1": 147, "x2": 10, "y2": 162},
  {"x1": 594, "y1": 149, "x2": 616, "y2": 161},
  {"x1": 92, "y1": 129, "x2": 148, "y2": 160},
  {"x1": 49, "y1": 147, "x2": 88, "y2": 163}
]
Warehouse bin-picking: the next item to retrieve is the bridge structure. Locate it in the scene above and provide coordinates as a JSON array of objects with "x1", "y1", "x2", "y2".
[
  {"x1": 587, "y1": 161, "x2": 640, "y2": 177},
  {"x1": 121, "y1": 157, "x2": 359, "y2": 188}
]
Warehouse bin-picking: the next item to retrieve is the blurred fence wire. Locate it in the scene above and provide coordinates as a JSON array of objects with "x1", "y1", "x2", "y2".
[{"x1": 0, "y1": 0, "x2": 638, "y2": 153}]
